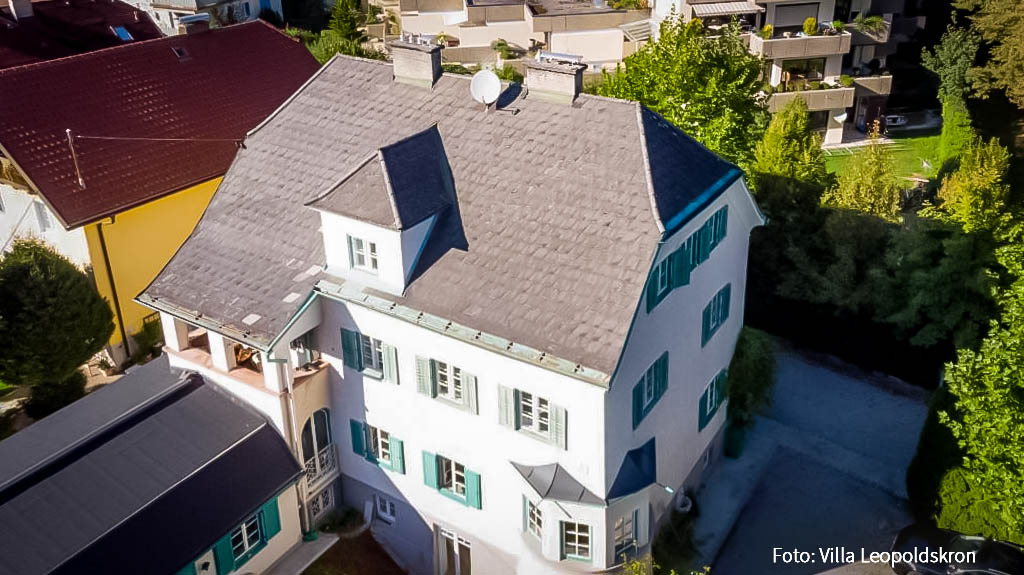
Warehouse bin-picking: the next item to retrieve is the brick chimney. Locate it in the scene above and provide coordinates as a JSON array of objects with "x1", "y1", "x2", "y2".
[
  {"x1": 9, "y1": 0, "x2": 33, "y2": 20},
  {"x1": 389, "y1": 35, "x2": 442, "y2": 89},
  {"x1": 526, "y1": 55, "x2": 586, "y2": 104}
]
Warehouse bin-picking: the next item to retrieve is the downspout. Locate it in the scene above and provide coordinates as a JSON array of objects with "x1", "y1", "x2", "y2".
[{"x1": 96, "y1": 218, "x2": 130, "y2": 363}]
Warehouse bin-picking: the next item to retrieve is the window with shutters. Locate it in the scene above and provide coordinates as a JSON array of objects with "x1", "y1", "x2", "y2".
[
  {"x1": 349, "y1": 236, "x2": 378, "y2": 272},
  {"x1": 655, "y1": 258, "x2": 671, "y2": 296},
  {"x1": 351, "y1": 419, "x2": 405, "y2": 473},
  {"x1": 416, "y1": 357, "x2": 478, "y2": 413},
  {"x1": 341, "y1": 328, "x2": 399, "y2": 383},
  {"x1": 561, "y1": 521, "x2": 591, "y2": 561},
  {"x1": 439, "y1": 455, "x2": 467, "y2": 497},
  {"x1": 646, "y1": 205, "x2": 727, "y2": 314},
  {"x1": 632, "y1": 352, "x2": 669, "y2": 429},
  {"x1": 368, "y1": 425, "x2": 392, "y2": 465},
  {"x1": 436, "y1": 361, "x2": 463, "y2": 403},
  {"x1": 698, "y1": 369, "x2": 727, "y2": 431},
  {"x1": 526, "y1": 498, "x2": 542, "y2": 538},
  {"x1": 497, "y1": 385, "x2": 567, "y2": 448},
  {"x1": 422, "y1": 451, "x2": 482, "y2": 508},
  {"x1": 701, "y1": 284, "x2": 732, "y2": 347},
  {"x1": 230, "y1": 512, "x2": 263, "y2": 561}
]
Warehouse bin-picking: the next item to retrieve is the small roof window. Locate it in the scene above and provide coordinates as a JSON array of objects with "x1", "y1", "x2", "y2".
[{"x1": 112, "y1": 26, "x2": 134, "y2": 42}]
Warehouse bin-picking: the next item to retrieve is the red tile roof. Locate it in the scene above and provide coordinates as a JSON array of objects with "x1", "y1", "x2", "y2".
[
  {"x1": 0, "y1": 0, "x2": 163, "y2": 70},
  {"x1": 0, "y1": 21, "x2": 319, "y2": 228}
]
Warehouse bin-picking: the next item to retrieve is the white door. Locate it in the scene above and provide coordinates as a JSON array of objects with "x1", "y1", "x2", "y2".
[{"x1": 437, "y1": 527, "x2": 471, "y2": 575}]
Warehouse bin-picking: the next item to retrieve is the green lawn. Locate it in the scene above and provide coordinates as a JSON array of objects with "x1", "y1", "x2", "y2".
[{"x1": 825, "y1": 133, "x2": 941, "y2": 181}]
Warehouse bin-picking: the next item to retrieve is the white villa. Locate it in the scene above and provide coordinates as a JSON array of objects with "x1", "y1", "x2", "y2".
[{"x1": 139, "y1": 43, "x2": 765, "y2": 574}]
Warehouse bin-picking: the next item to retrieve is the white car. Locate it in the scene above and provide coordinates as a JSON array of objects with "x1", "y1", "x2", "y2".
[{"x1": 885, "y1": 114, "x2": 909, "y2": 127}]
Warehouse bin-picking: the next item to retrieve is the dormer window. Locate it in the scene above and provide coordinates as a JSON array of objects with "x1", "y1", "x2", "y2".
[{"x1": 349, "y1": 236, "x2": 378, "y2": 273}]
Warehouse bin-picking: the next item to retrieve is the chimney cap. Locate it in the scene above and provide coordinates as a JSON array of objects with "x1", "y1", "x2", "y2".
[{"x1": 390, "y1": 33, "x2": 441, "y2": 53}]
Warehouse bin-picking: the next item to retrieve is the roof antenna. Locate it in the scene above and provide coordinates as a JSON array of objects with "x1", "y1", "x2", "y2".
[{"x1": 65, "y1": 129, "x2": 86, "y2": 190}]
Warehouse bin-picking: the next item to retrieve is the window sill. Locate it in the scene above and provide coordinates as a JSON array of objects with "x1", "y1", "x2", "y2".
[
  {"x1": 439, "y1": 488, "x2": 468, "y2": 505},
  {"x1": 376, "y1": 515, "x2": 395, "y2": 525},
  {"x1": 562, "y1": 554, "x2": 592, "y2": 563},
  {"x1": 233, "y1": 539, "x2": 268, "y2": 569},
  {"x1": 362, "y1": 368, "x2": 384, "y2": 380},
  {"x1": 436, "y1": 395, "x2": 468, "y2": 411},
  {"x1": 518, "y1": 428, "x2": 553, "y2": 445}
]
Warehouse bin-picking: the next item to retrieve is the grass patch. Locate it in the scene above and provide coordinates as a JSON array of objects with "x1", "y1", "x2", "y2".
[
  {"x1": 826, "y1": 133, "x2": 941, "y2": 181},
  {"x1": 0, "y1": 380, "x2": 15, "y2": 400},
  {"x1": 302, "y1": 531, "x2": 404, "y2": 575},
  {"x1": 651, "y1": 508, "x2": 698, "y2": 574}
]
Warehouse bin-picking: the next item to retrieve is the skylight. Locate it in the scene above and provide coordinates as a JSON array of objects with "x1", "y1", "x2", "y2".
[{"x1": 112, "y1": 26, "x2": 134, "y2": 42}]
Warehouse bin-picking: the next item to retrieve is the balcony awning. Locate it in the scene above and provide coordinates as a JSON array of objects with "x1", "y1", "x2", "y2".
[{"x1": 692, "y1": 1, "x2": 764, "y2": 17}]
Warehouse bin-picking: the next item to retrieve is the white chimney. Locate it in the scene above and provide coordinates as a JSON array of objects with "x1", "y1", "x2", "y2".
[
  {"x1": 177, "y1": 12, "x2": 210, "y2": 34},
  {"x1": 389, "y1": 35, "x2": 442, "y2": 89},
  {"x1": 526, "y1": 54, "x2": 586, "y2": 105},
  {"x1": 9, "y1": 0, "x2": 33, "y2": 20}
]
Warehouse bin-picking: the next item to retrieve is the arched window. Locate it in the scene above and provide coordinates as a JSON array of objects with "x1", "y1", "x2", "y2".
[{"x1": 301, "y1": 408, "x2": 335, "y2": 487}]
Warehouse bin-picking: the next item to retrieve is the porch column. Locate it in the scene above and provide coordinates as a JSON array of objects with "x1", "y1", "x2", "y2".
[
  {"x1": 208, "y1": 331, "x2": 238, "y2": 372},
  {"x1": 160, "y1": 313, "x2": 190, "y2": 352}
]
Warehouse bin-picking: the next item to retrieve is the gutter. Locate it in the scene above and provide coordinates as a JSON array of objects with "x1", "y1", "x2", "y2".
[{"x1": 96, "y1": 217, "x2": 131, "y2": 361}]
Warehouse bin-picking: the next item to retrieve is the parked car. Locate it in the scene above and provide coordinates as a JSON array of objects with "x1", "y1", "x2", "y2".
[
  {"x1": 885, "y1": 114, "x2": 908, "y2": 127},
  {"x1": 890, "y1": 524, "x2": 1024, "y2": 575}
]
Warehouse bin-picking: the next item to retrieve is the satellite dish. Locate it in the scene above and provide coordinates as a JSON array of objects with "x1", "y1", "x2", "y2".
[{"x1": 470, "y1": 70, "x2": 501, "y2": 106}]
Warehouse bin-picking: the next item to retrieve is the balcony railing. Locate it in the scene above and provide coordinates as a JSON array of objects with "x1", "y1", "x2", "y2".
[
  {"x1": 305, "y1": 444, "x2": 337, "y2": 489},
  {"x1": 852, "y1": 75, "x2": 893, "y2": 96},
  {"x1": 767, "y1": 87, "x2": 855, "y2": 112},
  {"x1": 749, "y1": 31, "x2": 851, "y2": 59}
]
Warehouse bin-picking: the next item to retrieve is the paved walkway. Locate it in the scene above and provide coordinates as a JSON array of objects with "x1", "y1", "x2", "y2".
[
  {"x1": 266, "y1": 533, "x2": 339, "y2": 575},
  {"x1": 690, "y1": 347, "x2": 929, "y2": 570}
]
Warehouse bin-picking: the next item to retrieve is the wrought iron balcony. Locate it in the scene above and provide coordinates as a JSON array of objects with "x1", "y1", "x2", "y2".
[{"x1": 305, "y1": 444, "x2": 337, "y2": 489}]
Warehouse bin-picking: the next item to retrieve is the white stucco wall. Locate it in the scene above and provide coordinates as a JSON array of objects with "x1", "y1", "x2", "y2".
[
  {"x1": 603, "y1": 179, "x2": 762, "y2": 528},
  {"x1": 0, "y1": 185, "x2": 90, "y2": 267},
  {"x1": 550, "y1": 29, "x2": 625, "y2": 66},
  {"x1": 319, "y1": 210, "x2": 406, "y2": 294}
]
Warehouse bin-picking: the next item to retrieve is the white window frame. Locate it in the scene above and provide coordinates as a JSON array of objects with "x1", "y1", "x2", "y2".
[
  {"x1": 368, "y1": 425, "x2": 392, "y2": 465},
  {"x1": 705, "y1": 377, "x2": 719, "y2": 415},
  {"x1": 641, "y1": 363, "x2": 658, "y2": 410},
  {"x1": 439, "y1": 528, "x2": 471, "y2": 575},
  {"x1": 613, "y1": 511, "x2": 635, "y2": 556},
  {"x1": 350, "y1": 236, "x2": 378, "y2": 273},
  {"x1": 375, "y1": 494, "x2": 397, "y2": 523},
  {"x1": 230, "y1": 512, "x2": 262, "y2": 560},
  {"x1": 34, "y1": 201, "x2": 51, "y2": 232},
  {"x1": 438, "y1": 455, "x2": 467, "y2": 497},
  {"x1": 655, "y1": 258, "x2": 671, "y2": 295},
  {"x1": 359, "y1": 334, "x2": 384, "y2": 372},
  {"x1": 435, "y1": 361, "x2": 463, "y2": 403},
  {"x1": 709, "y1": 289, "x2": 729, "y2": 333},
  {"x1": 561, "y1": 521, "x2": 591, "y2": 560},
  {"x1": 518, "y1": 391, "x2": 550, "y2": 436},
  {"x1": 527, "y1": 498, "x2": 542, "y2": 539}
]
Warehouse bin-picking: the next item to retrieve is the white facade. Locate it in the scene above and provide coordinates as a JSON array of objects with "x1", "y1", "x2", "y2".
[
  {"x1": 0, "y1": 184, "x2": 90, "y2": 266},
  {"x1": 155, "y1": 175, "x2": 761, "y2": 574}
]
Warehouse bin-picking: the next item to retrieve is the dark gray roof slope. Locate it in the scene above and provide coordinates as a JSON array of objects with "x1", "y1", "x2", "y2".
[
  {"x1": 0, "y1": 357, "x2": 302, "y2": 575},
  {"x1": 512, "y1": 461, "x2": 603, "y2": 505},
  {"x1": 141, "y1": 55, "x2": 740, "y2": 375},
  {"x1": 307, "y1": 124, "x2": 454, "y2": 230}
]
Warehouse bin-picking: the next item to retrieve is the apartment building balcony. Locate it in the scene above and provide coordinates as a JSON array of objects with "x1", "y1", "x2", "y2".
[
  {"x1": 767, "y1": 86, "x2": 855, "y2": 112},
  {"x1": 849, "y1": 13, "x2": 892, "y2": 45},
  {"x1": 852, "y1": 74, "x2": 892, "y2": 97},
  {"x1": 305, "y1": 443, "x2": 338, "y2": 490},
  {"x1": 749, "y1": 30, "x2": 851, "y2": 59}
]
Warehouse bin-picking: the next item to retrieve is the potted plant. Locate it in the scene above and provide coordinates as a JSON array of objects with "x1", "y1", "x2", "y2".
[
  {"x1": 854, "y1": 13, "x2": 887, "y2": 36},
  {"x1": 760, "y1": 24, "x2": 772, "y2": 39},
  {"x1": 802, "y1": 17, "x2": 817, "y2": 36},
  {"x1": 839, "y1": 74, "x2": 854, "y2": 87},
  {"x1": 831, "y1": 20, "x2": 845, "y2": 32}
]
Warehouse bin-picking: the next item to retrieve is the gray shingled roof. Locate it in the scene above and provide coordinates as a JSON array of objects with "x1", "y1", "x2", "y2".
[
  {"x1": 141, "y1": 55, "x2": 739, "y2": 376},
  {"x1": 511, "y1": 461, "x2": 603, "y2": 505}
]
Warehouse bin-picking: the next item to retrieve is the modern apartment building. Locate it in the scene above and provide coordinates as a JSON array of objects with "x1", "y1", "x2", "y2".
[
  {"x1": 655, "y1": 0, "x2": 923, "y2": 143},
  {"x1": 139, "y1": 44, "x2": 765, "y2": 574},
  {"x1": 399, "y1": 0, "x2": 651, "y2": 70}
]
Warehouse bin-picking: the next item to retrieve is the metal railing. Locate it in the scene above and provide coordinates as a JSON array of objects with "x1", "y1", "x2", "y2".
[{"x1": 305, "y1": 444, "x2": 337, "y2": 489}]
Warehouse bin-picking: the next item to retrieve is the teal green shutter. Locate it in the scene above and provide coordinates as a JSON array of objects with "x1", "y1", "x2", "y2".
[
  {"x1": 655, "y1": 352, "x2": 668, "y2": 401},
  {"x1": 212, "y1": 533, "x2": 235, "y2": 575},
  {"x1": 176, "y1": 563, "x2": 197, "y2": 575},
  {"x1": 341, "y1": 329, "x2": 362, "y2": 370},
  {"x1": 261, "y1": 497, "x2": 282, "y2": 540},
  {"x1": 698, "y1": 386, "x2": 710, "y2": 431},
  {"x1": 721, "y1": 284, "x2": 732, "y2": 323},
  {"x1": 465, "y1": 469, "x2": 482, "y2": 509},
  {"x1": 700, "y1": 220, "x2": 713, "y2": 262},
  {"x1": 645, "y1": 266, "x2": 660, "y2": 313},
  {"x1": 383, "y1": 344, "x2": 399, "y2": 384},
  {"x1": 391, "y1": 437, "x2": 405, "y2": 474},
  {"x1": 631, "y1": 380, "x2": 644, "y2": 429},
  {"x1": 422, "y1": 451, "x2": 438, "y2": 489},
  {"x1": 350, "y1": 419, "x2": 366, "y2": 456},
  {"x1": 716, "y1": 370, "x2": 727, "y2": 403},
  {"x1": 363, "y1": 426, "x2": 377, "y2": 464},
  {"x1": 522, "y1": 495, "x2": 529, "y2": 533},
  {"x1": 672, "y1": 243, "x2": 691, "y2": 288},
  {"x1": 701, "y1": 302, "x2": 713, "y2": 347},
  {"x1": 715, "y1": 206, "x2": 728, "y2": 247}
]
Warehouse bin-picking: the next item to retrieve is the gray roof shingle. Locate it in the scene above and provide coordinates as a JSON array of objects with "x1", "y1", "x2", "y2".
[{"x1": 141, "y1": 55, "x2": 739, "y2": 376}]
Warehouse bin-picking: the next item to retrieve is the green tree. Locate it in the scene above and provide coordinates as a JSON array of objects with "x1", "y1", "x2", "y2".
[
  {"x1": 938, "y1": 280, "x2": 1024, "y2": 539},
  {"x1": 597, "y1": 16, "x2": 768, "y2": 164},
  {"x1": 751, "y1": 97, "x2": 829, "y2": 187},
  {"x1": 329, "y1": 0, "x2": 364, "y2": 41},
  {"x1": 954, "y1": 0, "x2": 1024, "y2": 108},
  {"x1": 826, "y1": 128, "x2": 903, "y2": 221},
  {"x1": 0, "y1": 240, "x2": 114, "y2": 416},
  {"x1": 938, "y1": 137, "x2": 1012, "y2": 235},
  {"x1": 922, "y1": 26, "x2": 980, "y2": 162},
  {"x1": 725, "y1": 327, "x2": 776, "y2": 428}
]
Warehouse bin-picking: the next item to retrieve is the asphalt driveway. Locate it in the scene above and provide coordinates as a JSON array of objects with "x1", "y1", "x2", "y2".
[{"x1": 710, "y1": 347, "x2": 929, "y2": 575}]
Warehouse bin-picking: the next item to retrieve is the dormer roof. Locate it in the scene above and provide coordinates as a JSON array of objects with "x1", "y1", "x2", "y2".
[{"x1": 306, "y1": 124, "x2": 453, "y2": 230}]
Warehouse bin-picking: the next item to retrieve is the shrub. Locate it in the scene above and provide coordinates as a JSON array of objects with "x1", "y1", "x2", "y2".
[
  {"x1": 831, "y1": 20, "x2": 845, "y2": 32},
  {"x1": 130, "y1": 319, "x2": 164, "y2": 365},
  {"x1": 854, "y1": 13, "x2": 887, "y2": 36},
  {"x1": 761, "y1": 24, "x2": 773, "y2": 39},
  {"x1": 906, "y1": 387, "x2": 962, "y2": 520},
  {"x1": 652, "y1": 507, "x2": 698, "y2": 574},
  {"x1": 23, "y1": 370, "x2": 86, "y2": 419},
  {"x1": 725, "y1": 327, "x2": 776, "y2": 428},
  {"x1": 442, "y1": 63, "x2": 473, "y2": 75},
  {"x1": 939, "y1": 98, "x2": 974, "y2": 164},
  {"x1": 495, "y1": 63, "x2": 523, "y2": 83},
  {"x1": 807, "y1": 80, "x2": 821, "y2": 90},
  {"x1": 491, "y1": 38, "x2": 514, "y2": 59},
  {"x1": 936, "y1": 468, "x2": 1023, "y2": 544},
  {"x1": 839, "y1": 74, "x2": 854, "y2": 87},
  {"x1": 803, "y1": 17, "x2": 817, "y2": 36}
]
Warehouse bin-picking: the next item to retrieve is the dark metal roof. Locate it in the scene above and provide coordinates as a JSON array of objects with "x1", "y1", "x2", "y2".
[
  {"x1": 512, "y1": 461, "x2": 603, "y2": 505},
  {"x1": 0, "y1": 357, "x2": 302, "y2": 575},
  {"x1": 607, "y1": 437, "x2": 656, "y2": 499},
  {"x1": 141, "y1": 56, "x2": 741, "y2": 376},
  {"x1": 0, "y1": 21, "x2": 319, "y2": 229}
]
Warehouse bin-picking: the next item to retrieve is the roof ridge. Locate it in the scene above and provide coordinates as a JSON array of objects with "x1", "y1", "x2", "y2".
[
  {"x1": 634, "y1": 101, "x2": 665, "y2": 234},
  {"x1": 0, "y1": 20, "x2": 266, "y2": 77},
  {"x1": 304, "y1": 151, "x2": 379, "y2": 208}
]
